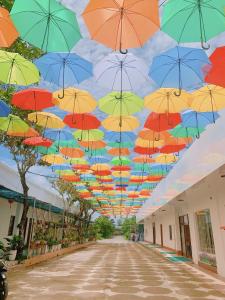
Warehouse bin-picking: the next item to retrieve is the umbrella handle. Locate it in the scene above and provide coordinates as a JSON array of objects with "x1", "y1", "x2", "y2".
[
  {"x1": 58, "y1": 88, "x2": 65, "y2": 99},
  {"x1": 201, "y1": 41, "x2": 210, "y2": 50},
  {"x1": 119, "y1": 48, "x2": 128, "y2": 55},
  {"x1": 174, "y1": 89, "x2": 182, "y2": 97}
]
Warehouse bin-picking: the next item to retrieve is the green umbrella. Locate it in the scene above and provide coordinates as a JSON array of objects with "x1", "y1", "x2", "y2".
[
  {"x1": 0, "y1": 50, "x2": 40, "y2": 85},
  {"x1": 10, "y1": 0, "x2": 82, "y2": 52},
  {"x1": 36, "y1": 145, "x2": 58, "y2": 155},
  {"x1": 85, "y1": 148, "x2": 107, "y2": 156},
  {"x1": 73, "y1": 129, "x2": 104, "y2": 142},
  {"x1": 53, "y1": 139, "x2": 79, "y2": 149},
  {"x1": 170, "y1": 125, "x2": 205, "y2": 138},
  {"x1": 161, "y1": 0, "x2": 225, "y2": 49},
  {"x1": 67, "y1": 158, "x2": 88, "y2": 165},
  {"x1": 99, "y1": 92, "x2": 143, "y2": 116},
  {"x1": 111, "y1": 156, "x2": 131, "y2": 166},
  {"x1": 108, "y1": 141, "x2": 134, "y2": 148},
  {"x1": 0, "y1": 114, "x2": 29, "y2": 133},
  {"x1": 55, "y1": 169, "x2": 74, "y2": 175}
]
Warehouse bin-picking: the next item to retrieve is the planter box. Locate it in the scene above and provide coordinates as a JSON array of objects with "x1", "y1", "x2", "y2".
[{"x1": 9, "y1": 250, "x2": 17, "y2": 261}]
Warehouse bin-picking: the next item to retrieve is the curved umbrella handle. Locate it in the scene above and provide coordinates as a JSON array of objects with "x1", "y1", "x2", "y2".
[
  {"x1": 119, "y1": 48, "x2": 128, "y2": 55},
  {"x1": 201, "y1": 41, "x2": 210, "y2": 50},
  {"x1": 174, "y1": 88, "x2": 182, "y2": 97},
  {"x1": 115, "y1": 94, "x2": 123, "y2": 100},
  {"x1": 58, "y1": 88, "x2": 65, "y2": 99}
]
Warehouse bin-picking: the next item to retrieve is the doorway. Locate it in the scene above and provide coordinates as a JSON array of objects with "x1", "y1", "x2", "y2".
[
  {"x1": 152, "y1": 222, "x2": 156, "y2": 244},
  {"x1": 160, "y1": 224, "x2": 163, "y2": 247},
  {"x1": 179, "y1": 215, "x2": 192, "y2": 258}
]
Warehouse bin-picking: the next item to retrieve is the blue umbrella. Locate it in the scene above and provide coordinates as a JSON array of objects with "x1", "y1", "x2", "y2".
[
  {"x1": 34, "y1": 53, "x2": 93, "y2": 98},
  {"x1": 105, "y1": 131, "x2": 136, "y2": 143},
  {"x1": 44, "y1": 129, "x2": 73, "y2": 141},
  {"x1": 89, "y1": 156, "x2": 110, "y2": 164},
  {"x1": 182, "y1": 111, "x2": 219, "y2": 138},
  {"x1": 52, "y1": 164, "x2": 71, "y2": 171},
  {"x1": 0, "y1": 100, "x2": 11, "y2": 117},
  {"x1": 149, "y1": 46, "x2": 210, "y2": 95}
]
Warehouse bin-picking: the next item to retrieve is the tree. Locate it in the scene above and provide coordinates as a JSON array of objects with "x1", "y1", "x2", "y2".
[
  {"x1": 121, "y1": 217, "x2": 137, "y2": 240},
  {"x1": 94, "y1": 216, "x2": 115, "y2": 239}
]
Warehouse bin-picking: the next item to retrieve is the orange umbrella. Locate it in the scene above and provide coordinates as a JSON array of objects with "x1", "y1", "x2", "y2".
[
  {"x1": 133, "y1": 156, "x2": 155, "y2": 164},
  {"x1": 60, "y1": 147, "x2": 84, "y2": 158},
  {"x1": 139, "y1": 129, "x2": 171, "y2": 141},
  {"x1": 7, "y1": 127, "x2": 39, "y2": 138},
  {"x1": 0, "y1": 8, "x2": 18, "y2": 47},
  {"x1": 108, "y1": 148, "x2": 130, "y2": 156},
  {"x1": 61, "y1": 175, "x2": 80, "y2": 182},
  {"x1": 82, "y1": 0, "x2": 160, "y2": 53},
  {"x1": 78, "y1": 140, "x2": 106, "y2": 149}
]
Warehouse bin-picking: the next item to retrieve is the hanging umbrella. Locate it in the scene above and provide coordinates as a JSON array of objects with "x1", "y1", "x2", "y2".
[
  {"x1": 99, "y1": 92, "x2": 143, "y2": 116},
  {"x1": 105, "y1": 131, "x2": 136, "y2": 143},
  {"x1": 111, "y1": 157, "x2": 131, "y2": 166},
  {"x1": 79, "y1": 141, "x2": 106, "y2": 150},
  {"x1": 73, "y1": 129, "x2": 104, "y2": 142},
  {"x1": 61, "y1": 175, "x2": 80, "y2": 183},
  {"x1": 53, "y1": 88, "x2": 97, "y2": 112},
  {"x1": 64, "y1": 113, "x2": 100, "y2": 129},
  {"x1": 82, "y1": 0, "x2": 160, "y2": 53},
  {"x1": 161, "y1": 0, "x2": 225, "y2": 49},
  {"x1": 108, "y1": 148, "x2": 130, "y2": 156},
  {"x1": 111, "y1": 166, "x2": 131, "y2": 171},
  {"x1": 155, "y1": 154, "x2": 178, "y2": 164},
  {"x1": 0, "y1": 7, "x2": 18, "y2": 47},
  {"x1": 91, "y1": 164, "x2": 110, "y2": 171},
  {"x1": 0, "y1": 114, "x2": 29, "y2": 134},
  {"x1": 23, "y1": 137, "x2": 53, "y2": 147},
  {"x1": 35, "y1": 54, "x2": 92, "y2": 98},
  {"x1": 170, "y1": 124, "x2": 205, "y2": 138},
  {"x1": 7, "y1": 127, "x2": 39, "y2": 138},
  {"x1": 112, "y1": 171, "x2": 130, "y2": 178},
  {"x1": 44, "y1": 129, "x2": 73, "y2": 141},
  {"x1": 41, "y1": 154, "x2": 66, "y2": 165},
  {"x1": 89, "y1": 157, "x2": 110, "y2": 164},
  {"x1": 94, "y1": 170, "x2": 111, "y2": 176},
  {"x1": 53, "y1": 139, "x2": 79, "y2": 148},
  {"x1": 11, "y1": 0, "x2": 81, "y2": 52},
  {"x1": 134, "y1": 146, "x2": 159, "y2": 155},
  {"x1": 12, "y1": 88, "x2": 54, "y2": 111},
  {"x1": 102, "y1": 116, "x2": 140, "y2": 132},
  {"x1": 205, "y1": 46, "x2": 225, "y2": 87},
  {"x1": 135, "y1": 137, "x2": 164, "y2": 148},
  {"x1": 144, "y1": 88, "x2": 191, "y2": 112},
  {"x1": 160, "y1": 144, "x2": 186, "y2": 154},
  {"x1": 139, "y1": 129, "x2": 170, "y2": 143},
  {"x1": 145, "y1": 112, "x2": 181, "y2": 132},
  {"x1": 149, "y1": 47, "x2": 210, "y2": 95},
  {"x1": 0, "y1": 50, "x2": 39, "y2": 85},
  {"x1": 94, "y1": 53, "x2": 148, "y2": 91},
  {"x1": 36, "y1": 145, "x2": 58, "y2": 155},
  {"x1": 60, "y1": 147, "x2": 84, "y2": 158},
  {"x1": 28, "y1": 112, "x2": 65, "y2": 129},
  {"x1": 133, "y1": 156, "x2": 155, "y2": 164},
  {"x1": 73, "y1": 164, "x2": 90, "y2": 171},
  {"x1": 108, "y1": 141, "x2": 133, "y2": 148},
  {"x1": 0, "y1": 100, "x2": 11, "y2": 117},
  {"x1": 67, "y1": 158, "x2": 88, "y2": 165}
]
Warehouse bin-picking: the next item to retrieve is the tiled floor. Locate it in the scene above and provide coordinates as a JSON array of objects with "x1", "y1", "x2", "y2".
[{"x1": 8, "y1": 237, "x2": 225, "y2": 299}]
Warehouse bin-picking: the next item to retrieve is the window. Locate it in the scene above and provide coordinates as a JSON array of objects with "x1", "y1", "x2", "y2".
[
  {"x1": 8, "y1": 215, "x2": 15, "y2": 236},
  {"x1": 169, "y1": 225, "x2": 172, "y2": 240}
]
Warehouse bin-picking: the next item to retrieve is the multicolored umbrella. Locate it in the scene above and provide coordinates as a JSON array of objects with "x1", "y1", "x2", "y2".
[{"x1": 0, "y1": 7, "x2": 18, "y2": 47}]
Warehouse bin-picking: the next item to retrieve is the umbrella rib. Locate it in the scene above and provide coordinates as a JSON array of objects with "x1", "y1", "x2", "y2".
[{"x1": 123, "y1": 13, "x2": 142, "y2": 47}]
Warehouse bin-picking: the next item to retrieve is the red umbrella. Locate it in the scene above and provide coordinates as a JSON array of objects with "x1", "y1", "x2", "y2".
[
  {"x1": 12, "y1": 89, "x2": 54, "y2": 110},
  {"x1": 60, "y1": 147, "x2": 84, "y2": 158},
  {"x1": 111, "y1": 166, "x2": 131, "y2": 171},
  {"x1": 64, "y1": 113, "x2": 101, "y2": 129},
  {"x1": 72, "y1": 164, "x2": 90, "y2": 171},
  {"x1": 140, "y1": 190, "x2": 151, "y2": 196},
  {"x1": 115, "y1": 187, "x2": 126, "y2": 191},
  {"x1": 61, "y1": 175, "x2": 80, "y2": 182},
  {"x1": 23, "y1": 137, "x2": 53, "y2": 147},
  {"x1": 101, "y1": 178, "x2": 113, "y2": 183},
  {"x1": 94, "y1": 170, "x2": 112, "y2": 176},
  {"x1": 134, "y1": 146, "x2": 159, "y2": 155},
  {"x1": 205, "y1": 46, "x2": 225, "y2": 87},
  {"x1": 148, "y1": 175, "x2": 164, "y2": 182},
  {"x1": 145, "y1": 112, "x2": 181, "y2": 132},
  {"x1": 160, "y1": 144, "x2": 186, "y2": 154},
  {"x1": 130, "y1": 178, "x2": 146, "y2": 183}
]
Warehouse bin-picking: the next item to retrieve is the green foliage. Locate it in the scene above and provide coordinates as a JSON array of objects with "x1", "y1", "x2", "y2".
[
  {"x1": 121, "y1": 217, "x2": 137, "y2": 240},
  {"x1": 94, "y1": 216, "x2": 115, "y2": 239},
  {"x1": 5, "y1": 235, "x2": 22, "y2": 250},
  {"x1": 0, "y1": 240, "x2": 5, "y2": 251},
  {"x1": 0, "y1": 0, "x2": 14, "y2": 11}
]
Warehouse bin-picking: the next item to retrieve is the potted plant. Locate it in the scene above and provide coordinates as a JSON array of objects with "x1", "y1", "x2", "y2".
[
  {"x1": 0, "y1": 240, "x2": 5, "y2": 258},
  {"x1": 5, "y1": 235, "x2": 22, "y2": 261}
]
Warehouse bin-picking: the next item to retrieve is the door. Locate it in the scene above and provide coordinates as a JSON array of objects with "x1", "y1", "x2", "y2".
[
  {"x1": 179, "y1": 215, "x2": 192, "y2": 258},
  {"x1": 152, "y1": 223, "x2": 156, "y2": 244},
  {"x1": 160, "y1": 224, "x2": 163, "y2": 247}
]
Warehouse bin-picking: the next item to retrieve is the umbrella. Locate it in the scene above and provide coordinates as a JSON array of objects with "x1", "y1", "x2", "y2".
[
  {"x1": 0, "y1": 114, "x2": 29, "y2": 134},
  {"x1": 94, "y1": 53, "x2": 148, "y2": 91},
  {"x1": 60, "y1": 147, "x2": 84, "y2": 158},
  {"x1": 44, "y1": 129, "x2": 73, "y2": 141},
  {"x1": 0, "y1": 7, "x2": 18, "y2": 47},
  {"x1": 73, "y1": 129, "x2": 104, "y2": 142},
  {"x1": 133, "y1": 156, "x2": 155, "y2": 164},
  {"x1": 23, "y1": 137, "x2": 53, "y2": 147},
  {"x1": 28, "y1": 112, "x2": 65, "y2": 129},
  {"x1": 144, "y1": 88, "x2": 190, "y2": 113},
  {"x1": 7, "y1": 127, "x2": 39, "y2": 138},
  {"x1": 79, "y1": 141, "x2": 106, "y2": 150},
  {"x1": 170, "y1": 124, "x2": 205, "y2": 138},
  {"x1": 161, "y1": 0, "x2": 225, "y2": 49},
  {"x1": 105, "y1": 132, "x2": 136, "y2": 143},
  {"x1": 91, "y1": 164, "x2": 110, "y2": 171},
  {"x1": 145, "y1": 112, "x2": 181, "y2": 132},
  {"x1": 67, "y1": 158, "x2": 87, "y2": 165},
  {"x1": 64, "y1": 113, "x2": 100, "y2": 129},
  {"x1": 41, "y1": 154, "x2": 66, "y2": 165},
  {"x1": 111, "y1": 166, "x2": 131, "y2": 171},
  {"x1": 135, "y1": 137, "x2": 164, "y2": 148},
  {"x1": 53, "y1": 139, "x2": 79, "y2": 148},
  {"x1": 108, "y1": 148, "x2": 130, "y2": 156},
  {"x1": 139, "y1": 129, "x2": 170, "y2": 142},
  {"x1": 35, "y1": 54, "x2": 92, "y2": 98},
  {"x1": 134, "y1": 146, "x2": 159, "y2": 155},
  {"x1": 205, "y1": 46, "x2": 225, "y2": 87},
  {"x1": 12, "y1": 89, "x2": 54, "y2": 111},
  {"x1": 82, "y1": 0, "x2": 160, "y2": 53},
  {"x1": 102, "y1": 116, "x2": 140, "y2": 132},
  {"x1": 149, "y1": 46, "x2": 210, "y2": 95},
  {"x1": 89, "y1": 157, "x2": 110, "y2": 164},
  {"x1": 111, "y1": 157, "x2": 131, "y2": 166},
  {"x1": 113, "y1": 171, "x2": 130, "y2": 178},
  {"x1": 160, "y1": 144, "x2": 186, "y2": 154},
  {"x1": 108, "y1": 141, "x2": 133, "y2": 148},
  {"x1": 53, "y1": 88, "x2": 97, "y2": 112},
  {"x1": 11, "y1": 0, "x2": 81, "y2": 52},
  {"x1": 0, "y1": 100, "x2": 11, "y2": 117},
  {"x1": 0, "y1": 50, "x2": 39, "y2": 85},
  {"x1": 191, "y1": 85, "x2": 225, "y2": 121},
  {"x1": 99, "y1": 92, "x2": 143, "y2": 116},
  {"x1": 36, "y1": 145, "x2": 58, "y2": 155},
  {"x1": 155, "y1": 154, "x2": 178, "y2": 164}
]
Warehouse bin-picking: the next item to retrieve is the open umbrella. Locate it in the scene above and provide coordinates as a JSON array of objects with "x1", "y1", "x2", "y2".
[
  {"x1": 205, "y1": 46, "x2": 225, "y2": 87},
  {"x1": 64, "y1": 113, "x2": 100, "y2": 129},
  {"x1": 94, "y1": 53, "x2": 148, "y2": 91},
  {"x1": 23, "y1": 137, "x2": 53, "y2": 147},
  {"x1": 160, "y1": 144, "x2": 186, "y2": 154},
  {"x1": 73, "y1": 129, "x2": 104, "y2": 142},
  {"x1": 60, "y1": 147, "x2": 84, "y2": 158},
  {"x1": 83, "y1": 0, "x2": 159, "y2": 53},
  {"x1": 111, "y1": 157, "x2": 131, "y2": 166},
  {"x1": 161, "y1": 0, "x2": 225, "y2": 49},
  {"x1": 135, "y1": 137, "x2": 164, "y2": 148},
  {"x1": 134, "y1": 146, "x2": 159, "y2": 156},
  {"x1": 35, "y1": 54, "x2": 92, "y2": 98},
  {"x1": 102, "y1": 116, "x2": 140, "y2": 132},
  {"x1": 0, "y1": 50, "x2": 39, "y2": 85},
  {"x1": 28, "y1": 112, "x2": 65, "y2": 129},
  {"x1": 79, "y1": 140, "x2": 106, "y2": 150},
  {"x1": 12, "y1": 88, "x2": 54, "y2": 111},
  {"x1": 45, "y1": 129, "x2": 73, "y2": 141},
  {"x1": 139, "y1": 129, "x2": 170, "y2": 142},
  {"x1": 99, "y1": 92, "x2": 143, "y2": 116},
  {"x1": 108, "y1": 148, "x2": 130, "y2": 156},
  {"x1": 149, "y1": 46, "x2": 210, "y2": 95},
  {"x1": 145, "y1": 112, "x2": 181, "y2": 132},
  {"x1": 36, "y1": 145, "x2": 58, "y2": 155},
  {"x1": 0, "y1": 100, "x2": 11, "y2": 117},
  {"x1": 7, "y1": 127, "x2": 39, "y2": 138},
  {"x1": 53, "y1": 139, "x2": 79, "y2": 149},
  {"x1": 0, "y1": 114, "x2": 29, "y2": 134},
  {"x1": 41, "y1": 154, "x2": 66, "y2": 165},
  {"x1": 108, "y1": 141, "x2": 133, "y2": 148},
  {"x1": 105, "y1": 132, "x2": 136, "y2": 143},
  {"x1": 0, "y1": 7, "x2": 18, "y2": 47},
  {"x1": 170, "y1": 124, "x2": 205, "y2": 138},
  {"x1": 155, "y1": 154, "x2": 178, "y2": 164},
  {"x1": 11, "y1": 0, "x2": 81, "y2": 52},
  {"x1": 133, "y1": 156, "x2": 155, "y2": 164}
]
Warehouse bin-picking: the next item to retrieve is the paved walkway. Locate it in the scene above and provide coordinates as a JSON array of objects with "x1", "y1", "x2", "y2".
[{"x1": 8, "y1": 237, "x2": 225, "y2": 300}]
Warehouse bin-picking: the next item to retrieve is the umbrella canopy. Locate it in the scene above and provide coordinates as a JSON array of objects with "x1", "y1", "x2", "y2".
[
  {"x1": 91, "y1": 164, "x2": 110, "y2": 171},
  {"x1": 111, "y1": 166, "x2": 131, "y2": 171},
  {"x1": 108, "y1": 148, "x2": 130, "y2": 156},
  {"x1": 0, "y1": 114, "x2": 29, "y2": 134},
  {"x1": 53, "y1": 88, "x2": 97, "y2": 113},
  {"x1": 160, "y1": 144, "x2": 186, "y2": 154},
  {"x1": 105, "y1": 132, "x2": 136, "y2": 143},
  {"x1": 139, "y1": 129, "x2": 170, "y2": 142},
  {"x1": 144, "y1": 88, "x2": 191, "y2": 113},
  {"x1": 108, "y1": 141, "x2": 133, "y2": 148},
  {"x1": 0, "y1": 7, "x2": 18, "y2": 47},
  {"x1": 99, "y1": 92, "x2": 143, "y2": 116},
  {"x1": 134, "y1": 146, "x2": 159, "y2": 155},
  {"x1": 79, "y1": 140, "x2": 106, "y2": 150},
  {"x1": 45, "y1": 130, "x2": 73, "y2": 141},
  {"x1": 155, "y1": 154, "x2": 178, "y2": 164},
  {"x1": 205, "y1": 46, "x2": 225, "y2": 87},
  {"x1": 145, "y1": 112, "x2": 181, "y2": 132},
  {"x1": 23, "y1": 137, "x2": 53, "y2": 147},
  {"x1": 94, "y1": 53, "x2": 148, "y2": 91},
  {"x1": 64, "y1": 113, "x2": 100, "y2": 129},
  {"x1": 60, "y1": 147, "x2": 84, "y2": 158},
  {"x1": 0, "y1": 100, "x2": 11, "y2": 117},
  {"x1": 53, "y1": 139, "x2": 79, "y2": 148},
  {"x1": 82, "y1": 0, "x2": 159, "y2": 52},
  {"x1": 7, "y1": 127, "x2": 39, "y2": 138},
  {"x1": 111, "y1": 157, "x2": 131, "y2": 166},
  {"x1": 89, "y1": 157, "x2": 109, "y2": 164},
  {"x1": 28, "y1": 112, "x2": 65, "y2": 129},
  {"x1": 0, "y1": 50, "x2": 39, "y2": 85},
  {"x1": 102, "y1": 116, "x2": 140, "y2": 132},
  {"x1": 133, "y1": 156, "x2": 155, "y2": 164},
  {"x1": 41, "y1": 154, "x2": 66, "y2": 165},
  {"x1": 36, "y1": 145, "x2": 58, "y2": 155},
  {"x1": 161, "y1": 0, "x2": 225, "y2": 49},
  {"x1": 135, "y1": 137, "x2": 164, "y2": 148},
  {"x1": 182, "y1": 111, "x2": 219, "y2": 131},
  {"x1": 11, "y1": 0, "x2": 81, "y2": 52},
  {"x1": 170, "y1": 124, "x2": 205, "y2": 138},
  {"x1": 12, "y1": 89, "x2": 54, "y2": 111},
  {"x1": 73, "y1": 129, "x2": 104, "y2": 142},
  {"x1": 149, "y1": 46, "x2": 210, "y2": 93}
]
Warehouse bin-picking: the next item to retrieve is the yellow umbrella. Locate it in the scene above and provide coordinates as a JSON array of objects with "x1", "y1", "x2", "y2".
[
  {"x1": 191, "y1": 85, "x2": 225, "y2": 113},
  {"x1": 102, "y1": 116, "x2": 140, "y2": 132},
  {"x1": 155, "y1": 154, "x2": 178, "y2": 164},
  {"x1": 53, "y1": 87, "x2": 97, "y2": 113},
  {"x1": 112, "y1": 171, "x2": 130, "y2": 178},
  {"x1": 144, "y1": 88, "x2": 191, "y2": 113},
  {"x1": 28, "y1": 112, "x2": 65, "y2": 129},
  {"x1": 135, "y1": 137, "x2": 164, "y2": 148},
  {"x1": 91, "y1": 164, "x2": 110, "y2": 171},
  {"x1": 41, "y1": 154, "x2": 66, "y2": 165}
]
